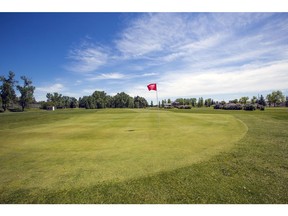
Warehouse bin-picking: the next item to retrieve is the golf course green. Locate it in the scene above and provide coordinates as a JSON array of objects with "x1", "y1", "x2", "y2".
[{"x1": 0, "y1": 108, "x2": 287, "y2": 203}]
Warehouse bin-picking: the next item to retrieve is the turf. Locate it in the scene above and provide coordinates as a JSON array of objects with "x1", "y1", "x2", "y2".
[{"x1": 0, "y1": 108, "x2": 287, "y2": 203}]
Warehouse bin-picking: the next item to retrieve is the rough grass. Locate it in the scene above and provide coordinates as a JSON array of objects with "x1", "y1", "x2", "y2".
[{"x1": 0, "y1": 108, "x2": 287, "y2": 203}]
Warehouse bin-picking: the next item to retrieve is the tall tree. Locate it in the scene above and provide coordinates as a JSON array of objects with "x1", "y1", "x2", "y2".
[
  {"x1": 204, "y1": 98, "x2": 212, "y2": 107},
  {"x1": 92, "y1": 91, "x2": 107, "y2": 108},
  {"x1": 258, "y1": 95, "x2": 266, "y2": 106},
  {"x1": 267, "y1": 90, "x2": 285, "y2": 107},
  {"x1": 191, "y1": 98, "x2": 197, "y2": 107},
  {"x1": 251, "y1": 96, "x2": 257, "y2": 104},
  {"x1": 239, "y1": 96, "x2": 249, "y2": 104},
  {"x1": 229, "y1": 99, "x2": 238, "y2": 104},
  {"x1": 134, "y1": 96, "x2": 148, "y2": 108},
  {"x1": 69, "y1": 97, "x2": 78, "y2": 108},
  {"x1": 113, "y1": 92, "x2": 133, "y2": 108},
  {"x1": 16, "y1": 76, "x2": 35, "y2": 111},
  {"x1": 272, "y1": 90, "x2": 285, "y2": 107},
  {"x1": 266, "y1": 93, "x2": 273, "y2": 107},
  {"x1": 197, "y1": 97, "x2": 204, "y2": 107},
  {"x1": 0, "y1": 71, "x2": 17, "y2": 111},
  {"x1": 46, "y1": 92, "x2": 62, "y2": 107}
]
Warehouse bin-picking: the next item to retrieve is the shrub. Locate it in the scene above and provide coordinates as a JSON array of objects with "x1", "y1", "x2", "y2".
[
  {"x1": 257, "y1": 104, "x2": 265, "y2": 111},
  {"x1": 243, "y1": 104, "x2": 256, "y2": 111},
  {"x1": 177, "y1": 105, "x2": 191, "y2": 109},
  {"x1": 213, "y1": 104, "x2": 223, "y2": 109},
  {"x1": 223, "y1": 103, "x2": 242, "y2": 110}
]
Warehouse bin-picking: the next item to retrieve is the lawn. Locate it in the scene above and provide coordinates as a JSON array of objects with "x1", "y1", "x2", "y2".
[{"x1": 0, "y1": 108, "x2": 287, "y2": 203}]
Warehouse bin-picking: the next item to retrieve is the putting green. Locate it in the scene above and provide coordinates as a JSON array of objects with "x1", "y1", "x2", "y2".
[{"x1": 0, "y1": 109, "x2": 247, "y2": 190}]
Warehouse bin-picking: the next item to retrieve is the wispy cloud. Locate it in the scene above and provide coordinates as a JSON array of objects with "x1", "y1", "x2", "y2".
[
  {"x1": 115, "y1": 13, "x2": 189, "y2": 59},
  {"x1": 87, "y1": 72, "x2": 126, "y2": 81},
  {"x1": 65, "y1": 41, "x2": 109, "y2": 73},
  {"x1": 37, "y1": 83, "x2": 65, "y2": 93},
  {"x1": 142, "y1": 72, "x2": 158, "y2": 77},
  {"x1": 157, "y1": 60, "x2": 288, "y2": 98},
  {"x1": 35, "y1": 83, "x2": 65, "y2": 101}
]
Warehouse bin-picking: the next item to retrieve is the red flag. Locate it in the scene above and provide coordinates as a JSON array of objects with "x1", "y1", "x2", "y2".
[{"x1": 147, "y1": 83, "x2": 157, "y2": 91}]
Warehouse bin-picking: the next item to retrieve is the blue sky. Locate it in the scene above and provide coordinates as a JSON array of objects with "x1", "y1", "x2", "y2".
[{"x1": 0, "y1": 13, "x2": 288, "y2": 103}]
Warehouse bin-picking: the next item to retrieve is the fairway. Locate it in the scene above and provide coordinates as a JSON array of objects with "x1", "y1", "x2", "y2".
[{"x1": 0, "y1": 109, "x2": 247, "y2": 197}]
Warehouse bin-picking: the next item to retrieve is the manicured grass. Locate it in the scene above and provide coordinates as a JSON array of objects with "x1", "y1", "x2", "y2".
[{"x1": 0, "y1": 108, "x2": 287, "y2": 203}]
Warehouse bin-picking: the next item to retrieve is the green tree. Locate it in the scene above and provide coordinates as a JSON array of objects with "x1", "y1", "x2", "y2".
[
  {"x1": 134, "y1": 96, "x2": 148, "y2": 108},
  {"x1": 272, "y1": 90, "x2": 285, "y2": 107},
  {"x1": 16, "y1": 76, "x2": 35, "y2": 111},
  {"x1": 88, "y1": 96, "x2": 96, "y2": 109},
  {"x1": 0, "y1": 71, "x2": 17, "y2": 111},
  {"x1": 191, "y1": 98, "x2": 197, "y2": 107},
  {"x1": 161, "y1": 100, "x2": 164, "y2": 108},
  {"x1": 197, "y1": 97, "x2": 204, "y2": 107},
  {"x1": 251, "y1": 96, "x2": 257, "y2": 104},
  {"x1": 229, "y1": 99, "x2": 238, "y2": 104},
  {"x1": 46, "y1": 92, "x2": 63, "y2": 107},
  {"x1": 129, "y1": 97, "x2": 134, "y2": 108},
  {"x1": 113, "y1": 92, "x2": 133, "y2": 108},
  {"x1": 266, "y1": 93, "x2": 273, "y2": 107},
  {"x1": 79, "y1": 96, "x2": 89, "y2": 109},
  {"x1": 92, "y1": 91, "x2": 107, "y2": 108},
  {"x1": 258, "y1": 95, "x2": 266, "y2": 106},
  {"x1": 239, "y1": 96, "x2": 249, "y2": 104},
  {"x1": 204, "y1": 98, "x2": 212, "y2": 107},
  {"x1": 106, "y1": 95, "x2": 114, "y2": 108},
  {"x1": 69, "y1": 97, "x2": 78, "y2": 108}
]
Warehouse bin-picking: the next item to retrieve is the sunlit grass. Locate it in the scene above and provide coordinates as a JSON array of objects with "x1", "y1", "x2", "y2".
[{"x1": 0, "y1": 108, "x2": 287, "y2": 203}]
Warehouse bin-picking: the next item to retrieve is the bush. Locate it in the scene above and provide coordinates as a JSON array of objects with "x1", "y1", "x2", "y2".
[
  {"x1": 223, "y1": 103, "x2": 242, "y2": 110},
  {"x1": 243, "y1": 104, "x2": 256, "y2": 111},
  {"x1": 8, "y1": 108, "x2": 23, "y2": 112},
  {"x1": 257, "y1": 104, "x2": 265, "y2": 111},
  {"x1": 177, "y1": 105, "x2": 191, "y2": 109},
  {"x1": 213, "y1": 104, "x2": 223, "y2": 109},
  {"x1": 40, "y1": 101, "x2": 54, "y2": 109}
]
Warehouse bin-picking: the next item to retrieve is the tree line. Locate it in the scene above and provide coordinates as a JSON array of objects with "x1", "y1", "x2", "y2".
[
  {"x1": 41, "y1": 91, "x2": 148, "y2": 109},
  {"x1": 0, "y1": 71, "x2": 149, "y2": 112},
  {"x1": 1, "y1": 70, "x2": 287, "y2": 112},
  {"x1": 78, "y1": 92, "x2": 148, "y2": 109},
  {"x1": 160, "y1": 91, "x2": 287, "y2": 108}
]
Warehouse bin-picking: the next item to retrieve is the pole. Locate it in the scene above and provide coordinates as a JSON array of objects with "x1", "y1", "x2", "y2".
[
  {"x1": 156, "y1": 84, "x2": 160, "y2": 127},
  {"x1": 156, "y1": 88, "x2": 159, "y2": 109}
]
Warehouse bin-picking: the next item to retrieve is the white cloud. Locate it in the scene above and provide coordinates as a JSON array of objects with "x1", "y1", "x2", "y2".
[
  {"x1": 37, "y1": 83, "x2": 64, "y2": 93},
  {"x1": 35, "y1": 83, "x2": 65, "y2": 101},
  {"x1": 142, "y1": 72, "x2": 158, "y2": 77},
  {"x1": 157, "y1": 60, "x2": 288, "y2": 98},
  {"x1": 115, "y1": 13, "x2": 189, "y2": 58},
  {"x1": 65, "y1": 42, "x2": 109, "y2": 73},
  {"x1": 87, "y1": 72, "x2": 126, "y2": 81}
]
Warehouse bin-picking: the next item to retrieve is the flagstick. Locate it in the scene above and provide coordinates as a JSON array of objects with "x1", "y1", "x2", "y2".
[
  {"x1": 156, "y1": 89, "x2": 159, "y2": 109},
  {"x1": 156, "y1": 85, "x2": 160, "y2": 128}
]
